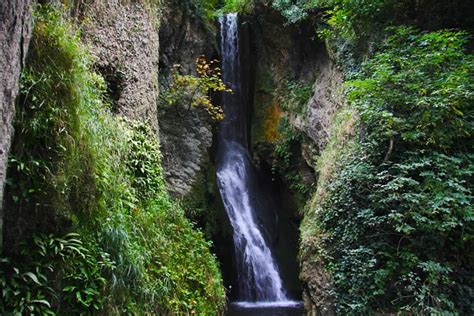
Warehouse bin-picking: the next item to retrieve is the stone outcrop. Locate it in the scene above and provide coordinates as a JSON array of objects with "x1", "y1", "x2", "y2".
[
  {"x1": 158, "y1": 0, "x2": 218, "y2": 197},
  {"x1": 250, "y1": 7, "x2": 320, "y2": 147},
  {"x1": 0, "y1": 0, "x2": 32, "y2": 250},
  {"x1": 297, "y1": 51, "x2": 344, "y2": 315},
  {"x1": 74, "y1": 0, "x2": 160, "y2": 134},
  {"x1": 291, "y1": 50, "x2": 344, "y2": 152},
  {"x1": 300, "y1": 257, "x2": 335, "y2": 316},
  {"x1": 159, "y1": 106, "x2": 213, "y2": 197}
]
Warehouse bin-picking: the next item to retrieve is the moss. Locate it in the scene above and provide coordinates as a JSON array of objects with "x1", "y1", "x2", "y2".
[
  {"x1": 252, "y1": 94, "x2": 281, "y2": 145},
  {"x1": 251, "y1": 66, "x2": 279, "y2": 145},
  {"x1": 263, "y1": 101, "x2": 281, "y2": 143},
  {"x1": 311, "y1": 106, "x2": 358, "y2": 203}
]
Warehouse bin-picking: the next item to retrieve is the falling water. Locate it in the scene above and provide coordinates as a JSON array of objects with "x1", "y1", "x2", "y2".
[{"x1": 216, "y1": 13, "x2": 290, "y2": 304}]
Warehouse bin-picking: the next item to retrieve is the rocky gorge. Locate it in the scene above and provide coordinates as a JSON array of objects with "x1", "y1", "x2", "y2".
[{"x1": 1, "y1": 0, "x2": 473, "y2": 315}]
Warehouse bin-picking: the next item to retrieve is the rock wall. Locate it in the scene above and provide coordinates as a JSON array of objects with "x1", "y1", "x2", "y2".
[
  {"x1": 291, "y1": 50, "x2": 344, "y2": 153},
  {"x1": 0, "y1": 0, "x2": 32, "y2": 251},
  {"x1": 74, "y1": 0, "x2": 160, "y2": 134},
  {"x1": 297, "y1": 52, "x2": 343, "y2": 316},
  {"x1": 158, "y1": 0, "x2": 218, "y2": 197},
  {"x1": 250, "y1": 7, "x2": 319, "y2": 148}
]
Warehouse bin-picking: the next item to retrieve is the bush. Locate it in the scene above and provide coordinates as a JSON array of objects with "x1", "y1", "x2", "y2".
[
  {"x1": 160, "y1": 55, "x2": 230, "y2": 121},
  {"x1": 349, "y1": 27, "x2": 474, "y2": 150}
]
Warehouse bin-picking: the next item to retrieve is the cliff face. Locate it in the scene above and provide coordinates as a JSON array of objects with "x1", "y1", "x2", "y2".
[
  {"x1": 74, "y1": 0, "x2": 160, "y2": 134},
  {"x1": 0, "y1": 0, "x2": 32, "y2": 250},
  {"x1": 158, "y1": 0, "x2": 218, "y2": 197},
  {"x1": 291, "y1": 52, "x2": 344, "y2": 153},
  {"x1": 250, "y1": 7, "x2": 319, "y2": 148},
  {"x1": 296, "y1": 51, "x2": 343, "y2": 316}
]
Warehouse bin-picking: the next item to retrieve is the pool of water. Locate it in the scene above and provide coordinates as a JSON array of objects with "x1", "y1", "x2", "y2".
[{"x1": 226, "y1": 301, "x2": 304, "y2": 316}]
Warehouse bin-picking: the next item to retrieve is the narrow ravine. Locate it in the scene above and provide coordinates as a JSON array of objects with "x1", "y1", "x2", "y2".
[{"x1": 216, "y1": 13, "x2": 303, "y2": 315}]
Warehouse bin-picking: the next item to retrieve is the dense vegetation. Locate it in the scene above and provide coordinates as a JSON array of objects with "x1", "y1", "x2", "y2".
[
  {"x1": 173, "y1": 0, "x2": 474, "y2": 314},
  {"x1": 180, "y1": 0, "x2": 255, "y2": 19},
  {"x1": 282, "y1": 0, "x2": 474, "y2": 314},
  {"x1": 1, "y1": 5, "x2": 225, "y2": 315},
  {"x1": 273, "y1": 0, "x2": 474, "y2": 39},
  {"x1": 302, "y1": 27, "x2": 473, "y2": 314}
]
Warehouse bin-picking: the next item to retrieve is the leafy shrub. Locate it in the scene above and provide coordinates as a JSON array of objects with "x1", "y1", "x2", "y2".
[
  {"x1": 125, "y1": 121, "x2": 166, "y2": 199},
  {"x1": 349, "y1": 27, "x2": 474, "y2": 150},
  {"x1": 1, "y1": 233, "x2": 112, "y2": 314},
  {"x1": 182, "y1": 0, "x2": 254, "y2": 17},
  {"x1": 272, "y1": 0, "x2": 321, "y2": 24},
  {"x1": 219, "y1": 0, "x2": 254, "y2": 13},
  {"x1": 305, "y1": 27, "x2": 474, "y2": 314},
  {"x1": 161, "y1": 55, "x2": 230, "y2": 121},
  {"x1": 179, "y1": 0, "x2": 220, "y2": 20}
]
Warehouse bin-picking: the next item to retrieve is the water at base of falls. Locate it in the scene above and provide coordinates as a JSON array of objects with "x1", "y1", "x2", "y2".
[
  {"x1": 227, "y1": 301, "x2": 304, "y2": 316},
  {"x1": 217, "y1": 13, "x2": 303, "y2": 314}
]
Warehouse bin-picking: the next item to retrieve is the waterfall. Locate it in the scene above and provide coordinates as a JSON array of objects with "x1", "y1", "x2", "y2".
[{"x1": 217, "y1": 13, "x2": 288, "y2": 303}]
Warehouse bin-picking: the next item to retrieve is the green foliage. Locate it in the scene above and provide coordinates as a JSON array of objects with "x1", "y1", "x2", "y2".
[
  {"x1": 173, "y1": 0, "x2": 220, "y2": 22},
  {"x1": 349, "y1": 27, "x2": 474, "y2": 150},
  {"x1": 182, "y1": 0, "x2": 254, "y2": 17},
  {"x1": 161, "y1": 55, "x2": 230, "y2": 121},
  {"x1": 272, "y1": 0, "x2": 321, "y2": 24},
  {"x1": 318, "y1": 149, "x2": 473, "y2": 314},
  {"x1": 270, "y1": 79, "x2": 314, "y2": 199},
  {"x1": 273, "y1": 0, "x2": 474, "y2": 45},
  {"x1": 180, "y1": 166, "x2": 223, "y2": 240},
  {"x1": 273, "y1": 118, "x2": 310, "y2": 197},
  {"x1": 5, "y1": 3, "x2": 101, "y2": 243},
  {"x1": 3, "y1": 4, "x2": 225, "y2": 315},
  {"x1": 305, "y1": 27, "x2": 474, "y2": 314},
  {"x1": 274, "y1": 0, "x2": 396, "y2": 40},
  {"x1": 1, "y1": 233, "x2": 111, "y2": 315},
  {"x1": 278, "y1": 79, "x2": 314, "y2": 114},
  {"x1": 125, "y1": 121, "x2": 166, "y2": 199},
  {"x1": 219, "y1": 0, "x2": 254, "y2": 13},
  {"x1": 133, "y1": 199, "x2": 225, "y2": 314}
]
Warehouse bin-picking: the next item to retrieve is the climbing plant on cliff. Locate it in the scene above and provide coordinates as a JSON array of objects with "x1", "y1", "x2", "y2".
[
  {"x1": 161, "y1": 55, "x2": 230, "y2": 121},
  {"x1": 307, "y1": 27, "x2": 474, "y2": 314}
]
